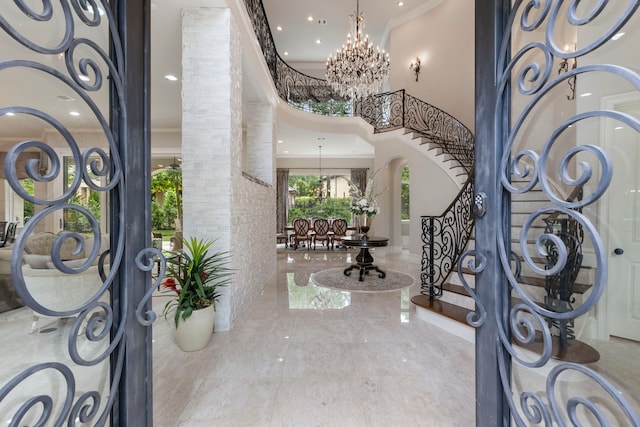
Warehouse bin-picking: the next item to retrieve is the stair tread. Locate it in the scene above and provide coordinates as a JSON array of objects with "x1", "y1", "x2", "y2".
[
  {"x1": 411, "y1": 295, "x2": 470, "y2": 324},
  {"x1": 450, "y1": 266, "x2": 592, "y2": 294}
]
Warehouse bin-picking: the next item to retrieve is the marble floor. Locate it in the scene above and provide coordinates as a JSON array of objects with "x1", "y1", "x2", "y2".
[
  {"x1": 152, "y1": 248, "x2": 477, "y2": 426},
  {"x1": 0, "y1": 247, "x2": 638, "y2": 426}
]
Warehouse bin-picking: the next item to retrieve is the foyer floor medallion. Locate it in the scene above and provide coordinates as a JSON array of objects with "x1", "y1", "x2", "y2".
[{"x1": 311, "y1": 268, "x2": 415, "y2": 293}]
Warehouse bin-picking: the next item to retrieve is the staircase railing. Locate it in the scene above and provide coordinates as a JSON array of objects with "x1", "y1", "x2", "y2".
[
  {"x1": 419, "y1": 172, "x2": 475, "y2": 298},
  {"x1": 241, "y1": 0, "x2": 476, "y2": 299}
]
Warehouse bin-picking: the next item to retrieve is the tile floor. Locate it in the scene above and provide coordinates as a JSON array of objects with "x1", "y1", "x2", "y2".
[
  {"x1": 0, "y1": 247, "x2": 638, "y2": 426},
  {"x1": 152, "y1": 248, "x2": 477, "y2": 426}
]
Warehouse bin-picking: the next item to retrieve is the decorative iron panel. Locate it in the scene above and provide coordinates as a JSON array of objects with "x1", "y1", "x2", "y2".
[
  {"x1": 473, "y1": 1, "x2": 640, "y2": 425},
  {"x1": 418, "y1": 173, "x2": 475, "y2": 298},
  {"x1": 0, "y1": 1, "x2": 155, "y2": 424}
]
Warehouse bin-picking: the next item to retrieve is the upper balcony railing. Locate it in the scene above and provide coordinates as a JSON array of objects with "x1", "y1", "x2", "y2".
[{"x1": 241, "y1": 0, "x2": 475, "y2": 168}]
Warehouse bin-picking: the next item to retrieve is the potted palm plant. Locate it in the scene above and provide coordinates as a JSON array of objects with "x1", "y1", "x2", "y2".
[{"x1": 162, "y1": 237, "x2": 233, "y2": 351}]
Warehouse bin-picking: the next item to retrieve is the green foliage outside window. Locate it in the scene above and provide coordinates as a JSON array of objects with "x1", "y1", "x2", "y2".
[
  {"x1": 401, "y1": 166, "x2": 410, "y2": 220},
  {"x1": 22, "y1": 179, "x2": 34, "y2": 223},
  {"x1": 288, "y1": 175, "x2": 352, "y2": 224},
  {"x1": 288, "y1": 196, "x2": 351, "y2": 224}
]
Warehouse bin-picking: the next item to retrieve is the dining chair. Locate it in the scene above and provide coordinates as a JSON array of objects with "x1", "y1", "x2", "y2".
[
  {"x1": 292, "y1": 218, "x2": 311, "y2": 250},
  {"x1": 311, "y1": 218, "x2": 330, "y2": 250},
  {"x1": 330, "y1": 218, "x2": 348, "y2": 250}
]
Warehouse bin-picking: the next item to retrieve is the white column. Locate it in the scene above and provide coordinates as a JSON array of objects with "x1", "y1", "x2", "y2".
[{"x1": 182, "y1": 8, "x2": 242, "y2": 331}]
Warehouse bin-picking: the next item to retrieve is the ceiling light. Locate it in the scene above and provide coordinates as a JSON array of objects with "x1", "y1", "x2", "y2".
[
  {"x1": 164, "y1": 74, "x2": 178, "y2": 81},
  {"x1": 307, "y1": 16, "x2": 313, "y2": 22},
  {"x1": 276, "y1": 26, "x2": 283, "y2": 31},
  {"x1": 277, "y1": 140, "x2": 283, "y2": 143},
  {"x1": 611, "y1": 32, "x2": 625, "y2": 41},
  {"x1": 4, "y1": 112, "x2": 15, "y2": 116},
  {"x1": 284, "y1": 150, "x2": 289, "y2": 154},
  {"x1": 283, "y1": 51, "x2": 289, "y2": 56},
  {"x1": 315, "y1": 39, "x2": 322, "y2": 44},
  {"x1": 614, "y1": 126, "x2": 623, "y2": 130},
  {"x1": 70, "y1": 111, "x2": 80, "y2": 116},
  {"x1": 580, "y1": 92, "x2": 592, "y2": 97},
  {"x1": 398, "y1": 1, "x2": 404, "y2": 6},
  {"x1": 326, "y1": 0, "x2": 390, "y2": 99}
]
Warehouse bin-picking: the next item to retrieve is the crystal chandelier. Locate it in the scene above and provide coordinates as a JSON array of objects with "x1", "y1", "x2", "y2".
[{"x1": 326, "y1": 0, "x2": 390, "y2": 99}]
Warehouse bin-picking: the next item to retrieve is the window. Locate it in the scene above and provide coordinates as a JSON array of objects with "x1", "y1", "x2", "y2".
[{"x1": 401, "y1": 165, "x2": 410, "y2": 220}]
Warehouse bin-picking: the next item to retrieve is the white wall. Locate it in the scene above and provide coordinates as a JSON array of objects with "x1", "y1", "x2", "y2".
[
  {"x1": 389, "y1": 0, "x2": 475, "y2": 130},
  {"x1": 370, "y1": 133, "x2": 459, "y2": 254}
]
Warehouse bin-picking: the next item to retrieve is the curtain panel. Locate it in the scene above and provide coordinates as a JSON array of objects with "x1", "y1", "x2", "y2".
[
  {"x1": 276, "y1": 168, "x2": 289, "y2": 233},
  {"x1": 350, "y1": 168, "x2": 368, "y2": 194}
]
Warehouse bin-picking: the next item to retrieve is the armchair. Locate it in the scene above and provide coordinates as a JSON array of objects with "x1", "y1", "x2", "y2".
[
  {"x1": 312, "y1": 218, "x2": 330, "y2": 250},
  {"x1": 291, "y1": 218, "x2": 311, "y2": 250},
  {"x1": 330, "y1": 218, "x2": 348, "y2": 250}
]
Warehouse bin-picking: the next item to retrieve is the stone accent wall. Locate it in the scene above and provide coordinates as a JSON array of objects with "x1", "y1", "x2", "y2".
[
  {"x1": 245, "y1": 102, "x2": 274, "y2": 184},
  {"x1": 182, "y1": 8, "x2": 275, "y2": 331}
]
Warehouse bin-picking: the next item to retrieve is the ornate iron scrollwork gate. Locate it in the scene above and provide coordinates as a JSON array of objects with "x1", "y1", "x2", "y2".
[
  {"x1": 0, "y1": 1, "x2": 153, "y2": 425},
  {"x1": 474, "y1": 1, "x2": 640, "y2": 425}
]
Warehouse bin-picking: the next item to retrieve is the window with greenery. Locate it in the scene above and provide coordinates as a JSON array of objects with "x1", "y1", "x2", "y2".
[
  {"x1": 401, "y1": 165, "x2": 410, "y2": 220},
  {"x1": 22, "y1": 179, "x2": 34, "y2": 224},
  {"x1": 288, "y1": 174, "x2": 352, "y2": 224},
  {"x1": 151, "y1": 169, "x2": 182, "y2": 231},
  {"x1": 63, "y1": 156, "x2": 102, "y2": 233}
]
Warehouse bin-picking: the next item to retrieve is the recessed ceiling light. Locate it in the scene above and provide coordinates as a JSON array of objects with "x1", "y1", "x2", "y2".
[
  {"x1": 277, "y1": 140, "x2": 283, "y2": 143},
  {"x1": 398, "y1": 1, "x2": 405, "y2": 6},
  {"x1": 307, "y1": 16, "x2": 313, "y2": 22},
  {"x1": 612, "y1": 32, "x2": 625, "y2": 41},
  {"x1": 164, "y1": 74, "x2": 178, "y2": 81},
  {"x1": 70, "y1": 111, "x2": 80, "y2": 116},
  {"x1": 79, "y1": 75, "x2": 90, "y2": 82},
  {"x1": 315, "y1": 39, "x2": 322, "y2": 44},
  {"x1": 283, "y1": 51, "x2": 289, "y2": 56},
  {"x1": 284, "y1": 150, "x2": 289, "y2": 154},
  {"x1": 580, "y1": 92, "x2": 592, "y2": 97},
  {"x1": 276, "y1": 26, "x2": 283, "y2": 31}
]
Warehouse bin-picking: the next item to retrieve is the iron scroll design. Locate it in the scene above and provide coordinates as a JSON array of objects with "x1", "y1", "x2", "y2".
[
  {"x1": 0, "y1": 1, "x2": 151, "y2": 424},
  {"x1": 494, "y1": 1, "x2": 640, "y2": 425},
  {"x1": 418, "y1": 172, "x2": 475, "y2": 299}
]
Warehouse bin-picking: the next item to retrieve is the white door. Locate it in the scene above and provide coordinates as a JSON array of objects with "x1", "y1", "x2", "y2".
[{"x1": 606, "y1": 96, "x2": 640, "y2": 341}]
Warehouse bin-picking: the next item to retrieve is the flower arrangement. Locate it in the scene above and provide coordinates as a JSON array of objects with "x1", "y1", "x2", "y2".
[
  {"x1": 162, "y1": 237, "x2": 233, "y2": 327},
  {"x1": 349, "y1": 169, "x2": 385, "y2": 217}
]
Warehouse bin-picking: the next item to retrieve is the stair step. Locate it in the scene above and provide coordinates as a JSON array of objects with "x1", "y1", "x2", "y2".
[
  {"x1": 451, "y1": 265, "x2": 592, "y2": 295},
  {"x1": 411, "y1": 295, "x2": 471, "y2": 324},
  {"x1": 442, "y1": 282, "x2": 471, "y2": 297}
]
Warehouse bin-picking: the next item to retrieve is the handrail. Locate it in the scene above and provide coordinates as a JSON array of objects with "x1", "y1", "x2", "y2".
[{"x1": 418, "y1": 173, "x2": 475, "y2": 298}]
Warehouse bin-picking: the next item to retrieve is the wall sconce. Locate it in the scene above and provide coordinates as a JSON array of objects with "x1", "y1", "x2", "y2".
[
  {"x1": 409, "y1": 57, "x2": 421, "y2": 82},
  {"x1": 557, "y1": 44, "x2": 577, "y2": 100}
]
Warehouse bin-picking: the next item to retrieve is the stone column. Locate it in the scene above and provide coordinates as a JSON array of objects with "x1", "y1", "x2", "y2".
[{"x1": 182, "y1": 7, "x2": 241, "y2": 331}]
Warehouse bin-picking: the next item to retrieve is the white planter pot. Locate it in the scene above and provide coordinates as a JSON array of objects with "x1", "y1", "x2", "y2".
[{"x1": 175, "y1": 304, "x2": 215, "y2": 352}]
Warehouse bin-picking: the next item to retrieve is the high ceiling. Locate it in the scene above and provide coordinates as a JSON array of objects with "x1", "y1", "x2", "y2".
[{"x1": 0, "y1": 0, "x2": 441, "y2": 159}]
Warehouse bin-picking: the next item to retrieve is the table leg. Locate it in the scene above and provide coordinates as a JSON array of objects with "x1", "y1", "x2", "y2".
[{"x1": 343, "y1": 248, "x2": 386, "y2": 281}]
